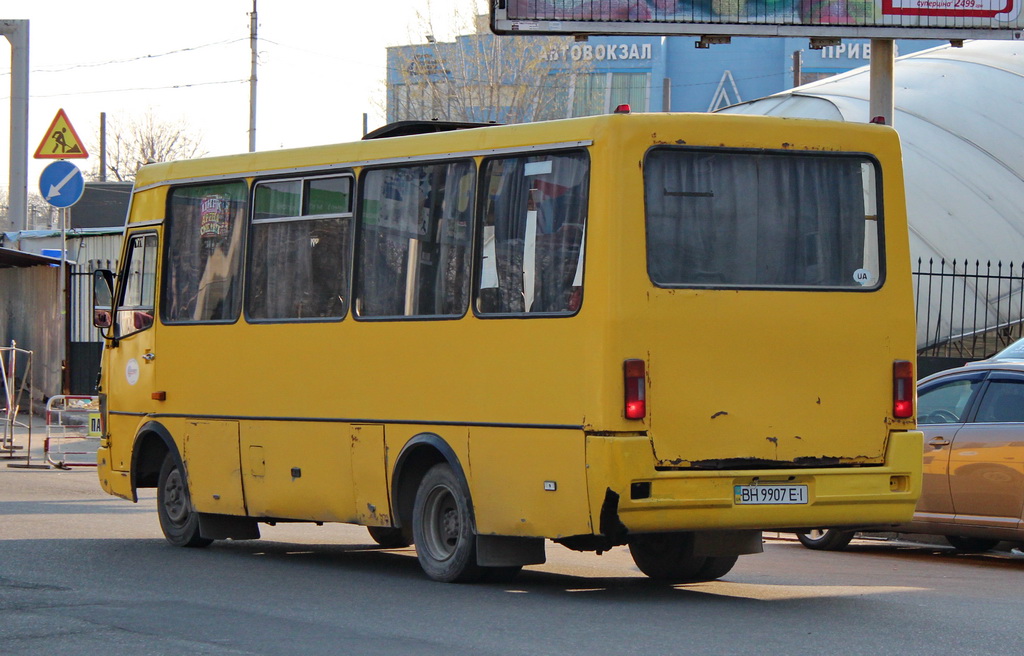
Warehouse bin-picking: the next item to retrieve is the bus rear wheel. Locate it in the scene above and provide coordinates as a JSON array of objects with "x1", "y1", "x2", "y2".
[
  {"x1": 412, "y1": 463, "x2": 481, "y2": 583},
  {"x1": 628, "y1": 533, "x2": 737, "y2": 582},
  {"x1": 157, "y1": 453, "x2": 212, "y2": 548}
]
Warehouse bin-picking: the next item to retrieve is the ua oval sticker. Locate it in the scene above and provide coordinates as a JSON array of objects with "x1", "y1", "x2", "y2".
[{"x1": 125, "y1": 358, "x2": 140, "y2": 386}]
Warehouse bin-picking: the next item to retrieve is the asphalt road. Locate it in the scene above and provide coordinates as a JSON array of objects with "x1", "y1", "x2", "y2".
[{"x1": 2, "y1": 446, "x2": 1023, "y2": 655}]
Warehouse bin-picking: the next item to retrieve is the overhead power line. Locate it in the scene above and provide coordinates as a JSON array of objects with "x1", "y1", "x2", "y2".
[
  {"x1": 2, "y1": 78, "x2": 248, "y2": 101},
  {"x1": 0, "y1": 38, "x2": 248, "y2": 77}
]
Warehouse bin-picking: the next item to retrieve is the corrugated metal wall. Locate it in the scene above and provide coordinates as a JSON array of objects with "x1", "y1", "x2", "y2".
[{"x1": 0, "y1": 265, "x2": 63, "y2": 403}]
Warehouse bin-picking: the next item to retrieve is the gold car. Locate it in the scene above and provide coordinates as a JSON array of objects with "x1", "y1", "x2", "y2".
[{"x1": 798, "y1": 339, "x2": 1024, "y2": 552}]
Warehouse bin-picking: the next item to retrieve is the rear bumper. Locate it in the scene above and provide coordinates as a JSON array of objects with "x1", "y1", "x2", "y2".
[{"x1": 586, "y1": 429, "x2": 924, "y2": 534}]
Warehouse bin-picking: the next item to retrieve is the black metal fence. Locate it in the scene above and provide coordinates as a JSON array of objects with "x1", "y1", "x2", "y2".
[
  {"x1": 914, "y1": 258, "x2": 1024, "y2": 360},
  {"x1": 69, "y1": 260, "x2": 115, "y2": 395}
]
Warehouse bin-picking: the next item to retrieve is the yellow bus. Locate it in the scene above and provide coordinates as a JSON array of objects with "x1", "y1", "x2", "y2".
[{"x1": 94, "y1": 111, "x2": 923, "y2": 583}]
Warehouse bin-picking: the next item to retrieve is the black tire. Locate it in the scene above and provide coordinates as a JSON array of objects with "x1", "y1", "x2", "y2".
[
  {"x1": 795, "y1": 529, "x2": 855, "y2": 551},
  {"x1": 687, "y1": 555, "x2": 739, "y2": 582},
  {"x1": 367, "y1": 526, "x2": 411, "y2": 548},
  {"x1": 412, "y1": 463, "x2": 481, "y2": 583},
  {"x1": 628, "y1": 533, "x2": 726, "y2": 582},
  {"x1": 945, "y1": 535, "x2": 999, "y2": 553},
  {"x1": 157, "y1": 453, "x2": 212, "y2": 548}
]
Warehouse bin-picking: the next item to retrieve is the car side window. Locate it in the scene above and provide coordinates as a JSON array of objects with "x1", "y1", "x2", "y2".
[
  {"x1": 973, "y1": 379, "x2": 1024, "y2": 423},
  {"x1": 918, "y1": 378, "x2": 982, "y2": 425}
]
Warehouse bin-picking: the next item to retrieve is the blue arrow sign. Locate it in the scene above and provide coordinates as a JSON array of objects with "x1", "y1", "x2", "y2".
[{"x1": 39, "y1": 160, "x2": 85, "y2": 208}]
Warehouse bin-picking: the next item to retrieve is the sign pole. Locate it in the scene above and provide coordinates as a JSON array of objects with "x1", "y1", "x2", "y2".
[{"x1": 59, "y1": 205, "x2": 67, "y2": 394}]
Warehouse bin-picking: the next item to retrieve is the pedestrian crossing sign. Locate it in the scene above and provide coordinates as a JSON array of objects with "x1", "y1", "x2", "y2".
[{"x1": 34, "y1": 108, "x2": 89, "y2": 159}]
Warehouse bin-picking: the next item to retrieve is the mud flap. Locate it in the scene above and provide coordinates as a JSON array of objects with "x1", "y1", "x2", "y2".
[
  {"x1": 476, "y1": 535, "x2": 546, "y2": 567},
  {"x1": 692, "y1": 530, "x2": 763, "y2": 557},
  {"x1": 198, "y1": 512, "x2": 261, "y2": 540}
]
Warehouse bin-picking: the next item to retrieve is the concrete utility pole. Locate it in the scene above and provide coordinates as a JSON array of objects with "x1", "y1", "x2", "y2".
[
  {"x1": 2, "y1": 20, "x2": 29, "y2": 233},
  {"x1": 869, "y1": 39, "x2": 895, "y2": 126},
  {"x1": 248, "y1": 0, "x2": 258, "y2": 152},
  {"x1": 99, "y1": 112, "x2": 107, "y2": 182}
]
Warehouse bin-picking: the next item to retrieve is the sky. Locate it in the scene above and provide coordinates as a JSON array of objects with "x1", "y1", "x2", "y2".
[{"x1": 0, "y1": 0, "x2": 486, "y2": 198}]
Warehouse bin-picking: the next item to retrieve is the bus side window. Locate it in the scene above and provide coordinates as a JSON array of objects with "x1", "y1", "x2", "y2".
[
  {"x1": 246, "y1": 175, "x2": 353, "y2": 321},
  {"x1": 355, "y1": 160, "x2": 474, "y2": 319},
  {"x1": 115, "y1": 233, "x2": 158, "y2": 337},
  {"x1": 162, "y1": 182, "x2": 248, "y2": 324},
  {"x1": 477, "y1": 150, "x2": 589, "y2": 316}
]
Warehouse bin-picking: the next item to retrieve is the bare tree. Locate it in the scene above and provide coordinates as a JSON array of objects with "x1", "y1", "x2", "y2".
[
  {"x1": 387, "y1": 13, "x2": 592, "y2": 125},
  {"x1": 93, "y1": 111, "x2": 207, "y2": 182},
  {"x1": 0, "y1": 187, "x2": 56, "y2": 231}
]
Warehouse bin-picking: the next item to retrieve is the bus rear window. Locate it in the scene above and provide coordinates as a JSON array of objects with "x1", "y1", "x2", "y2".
[{"x1": 644, "y1": 148, "x2": 882, "y2": 290}]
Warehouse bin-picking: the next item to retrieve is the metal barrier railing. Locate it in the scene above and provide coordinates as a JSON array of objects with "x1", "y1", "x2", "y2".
[
  {"x1": 2, "y1": 341, "x2": 46, "y2": 468},
  {"x1": 43, "y1": 395, "x2": 100, "y2": 469}
]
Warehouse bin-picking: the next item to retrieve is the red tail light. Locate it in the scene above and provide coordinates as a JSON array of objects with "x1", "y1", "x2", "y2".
[
  {"x1": 893, "y1": 360, "x2": 914, "y2": 418},
  {"x1": 624, "y1": 359, "x2": 646, "y2": 420}
]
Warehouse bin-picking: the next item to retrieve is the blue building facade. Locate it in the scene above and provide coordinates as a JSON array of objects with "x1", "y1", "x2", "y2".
[
  {"x1": 386, "y1": 28, "x2": 947, "y2": 123},
  {"x1": 543, "y1": 36, "x2": 947, "y2": 113}
]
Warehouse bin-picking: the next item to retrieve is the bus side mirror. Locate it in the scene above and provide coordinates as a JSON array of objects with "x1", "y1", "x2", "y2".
[{"x1": 93, "y1": 269, "x2": 114, "y2": 329}]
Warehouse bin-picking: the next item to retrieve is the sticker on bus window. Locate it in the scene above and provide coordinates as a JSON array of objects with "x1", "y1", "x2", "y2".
[
  {"x1": 524, "y1": 161, "x2": 553, "y2": 177},
  {"x1": 199, "y1": 194, "x2": 231, "y2": 240},
  {"x1": 853, "y1": 269, "x2": 874, "y2": 286}
]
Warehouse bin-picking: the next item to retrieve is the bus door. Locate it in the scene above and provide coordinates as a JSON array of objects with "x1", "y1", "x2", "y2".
[{"x1": 104, "y1": 231, "x2": 160, "y2": 472}]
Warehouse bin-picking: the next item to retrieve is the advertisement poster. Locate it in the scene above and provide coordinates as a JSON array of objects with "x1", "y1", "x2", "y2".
[{"x1": 495, "y1": 0, "x2": 1024, "y2": 36}]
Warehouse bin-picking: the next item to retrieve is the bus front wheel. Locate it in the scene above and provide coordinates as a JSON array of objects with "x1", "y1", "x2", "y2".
[
  {"x1": 157, "y1": 453, "x2": 212, "y2": 548},
  {"x1": 628, "y1": 533, "x2": 738, "y2": 582},
  {"x1": 412, "y1": 463, "x2": 481, "y2": 583}
]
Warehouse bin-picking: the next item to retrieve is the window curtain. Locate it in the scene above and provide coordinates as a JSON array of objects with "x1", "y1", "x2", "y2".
[
  {"x1": 479, "y1": 150, "x2": 589, "y2": 314},
  {"x1": 645, "y1": 149, "x2": 870, "y2": 288}
]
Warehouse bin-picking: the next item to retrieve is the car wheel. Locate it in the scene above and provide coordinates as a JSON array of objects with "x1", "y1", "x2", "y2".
[
  {"x1": 412, "y1": 463, "x2": 482, "y2": 582},
  {"x1": 945, "y1": 536, "x2": 999, "y2": 553},
  {"x1": 795, "y1": 529, "x2": 855, "y2": 551},
  {"x1": 157, "y1": 453, "x2": 213, "y2": 548}
]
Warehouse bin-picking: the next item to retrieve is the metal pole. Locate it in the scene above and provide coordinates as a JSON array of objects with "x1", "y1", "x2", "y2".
[
  {"x1": 99, "y1": 112, "x2": 107, "y2": 182},
  {"x1": 248, "y1": 0, "x2": 258, "y2": 152},
  {"x1": 0, "y1": 343, "x2": 14, "y2": 453},
  {"x1": 2, "y1": 20, "x2": 29, "y2": 232},
  {"x1": 60, "y1": 207, "x2": 68, "y2": 394},
  {"x1": 792, "y1": 50, "x2": 802, "y2": 88},
  {"x1": 869, "y1": 39, "x2": 895, "y2": 125}
]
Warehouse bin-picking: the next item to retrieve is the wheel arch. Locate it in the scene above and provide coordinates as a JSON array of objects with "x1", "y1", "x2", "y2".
[
  {"x1": 131, "y1": 420, "x2": 180, "y2": 499},
  {"x1": 390, "y1": 432, "x2": 473, "y2": 532}
]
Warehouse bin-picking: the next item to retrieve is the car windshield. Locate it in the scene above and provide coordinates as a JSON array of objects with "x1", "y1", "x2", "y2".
[{"x1": 988, "y1": 337, "x2": 1024, "y2": 362}]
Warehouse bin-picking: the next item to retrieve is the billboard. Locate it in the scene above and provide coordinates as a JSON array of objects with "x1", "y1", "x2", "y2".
[{"x1": 491, "y1": 0, "x2": 1024, "y2": 39}]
